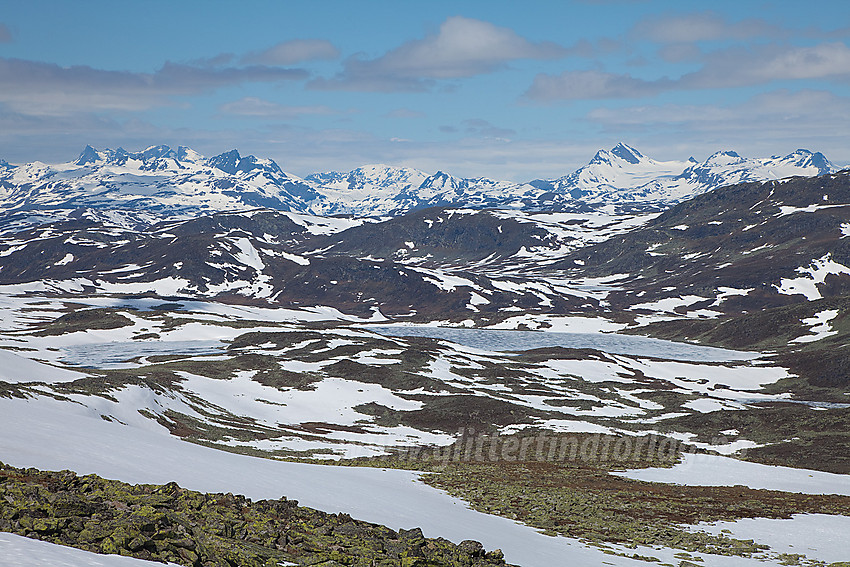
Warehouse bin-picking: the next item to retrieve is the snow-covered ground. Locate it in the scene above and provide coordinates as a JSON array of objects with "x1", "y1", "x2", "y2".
[
  {"x1": 616, "y1": 453, "x2": 850, "y2": 496},
  {"x1": 0, "y1": 348, "x2": 87, "y2": 383},
  {"x1": 0, "y1": 289, "x2": 805, "y2": 460},
  {"x1": 688, "y1": 514, "x2": 850, "y2": 564},
  {"x1": 2, "y1": 396, "x2": 849, "y2": 567},
  {"x1": 0, "y1": 533, "x2": 180, "y2": 567},
  {"x1": 0, "y1": 290, "x2": 847, "y2": 565}
]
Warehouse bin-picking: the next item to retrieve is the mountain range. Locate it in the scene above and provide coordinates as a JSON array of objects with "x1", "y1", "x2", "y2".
[
  {"x1": 2, "y1": 141, "x2": 850, "y2": 567},
  {"x1": 0, "y1": 143, "x2": 838, "y2": 220}
]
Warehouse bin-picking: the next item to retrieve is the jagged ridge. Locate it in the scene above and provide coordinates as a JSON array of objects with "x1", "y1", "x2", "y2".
[{"x1": 0, "y1": 143, "x2": 840, "y2": 220}]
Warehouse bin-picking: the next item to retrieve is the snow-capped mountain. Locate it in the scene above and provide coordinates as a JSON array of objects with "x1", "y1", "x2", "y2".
[
  {"x1": 303, "y1": 164, "x2": 543, "y2": 216},
  {"x1": 527, "y1": 143, "x2": 838, "y2": 211},
  {"x1": 3, "y1": 152, "x2": 850, "y2": 567},
  {"x1": 301, "y1": 143, "x2": 839, "y2": 215},
  {"x1": 0, "y1": 143, "x2": 841, "y2": 221},
  {"x1": 674, "y1": 148, "x2": 835, "y2": 188},
  {"x1": 535, "y1": 143, "x2": 697, "y2": 199},
  {"x1": 306, "y1": 164, "x2": 431, "y2": 216},
  {"x1": 0, "y1": 145, "x2": 319, "y2": 218}
]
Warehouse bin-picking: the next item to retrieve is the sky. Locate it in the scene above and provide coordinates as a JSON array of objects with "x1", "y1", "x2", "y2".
[{"x1": 1, "y1": 0, "x2": 850, "y2": 181}]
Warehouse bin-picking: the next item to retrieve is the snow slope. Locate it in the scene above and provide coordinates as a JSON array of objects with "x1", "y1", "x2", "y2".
[
  {"x1": 616, "y1": 453, "x2": 850, "y2": 496},
  {"x1": 0, "y1": 348, "x2": 87, "y2": 383},
  {"x1": 0, "y1": 533, "x2": 179, "y2": 567},
  {"x1": 2, "y1": 396, "x2": 849, "y2": 567}
]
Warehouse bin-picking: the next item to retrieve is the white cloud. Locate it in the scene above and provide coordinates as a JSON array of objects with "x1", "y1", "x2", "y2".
[
  {"x1": 219, "y1": 97, "x2": 336, "y2": 119},
  {"x1": 0, "y1": 58, "x2": 309, "y2": 115},
  {"x1": 525, "y1": 41, "x2": 850, "y2": 101},
  {"x1": 633, "y1": 12, "x2": 782, "y2": 43},
  {"x1": 681, "y1": 42, "x2": 850, "y2": 89},
  {"x1": 585, "y1": 89, "x2": 850, "y2": 161},
  {"x1": 757, "y1": 42, "x2": 850, "y2": 80},
  {"x1": 242, "y1": 39, "x2": 340, "y2": 65},
  {"x1": 311, "y1": 16, "x2": 566, "y2": 92},
  {"x1": 524, "y1": 70, "x2": 670, "y2": 101}
]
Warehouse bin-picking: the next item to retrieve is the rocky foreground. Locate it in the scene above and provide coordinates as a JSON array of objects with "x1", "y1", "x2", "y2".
[{"x1": 0, "y1": 462, "x2": 509, "y2": 567}]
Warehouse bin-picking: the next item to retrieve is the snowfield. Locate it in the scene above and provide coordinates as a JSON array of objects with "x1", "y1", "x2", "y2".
[
  {"x1": 1, "y1": 148, "x2": 849, "y2": 566},
  {"x1": 615, "y1": 453, "x2": 850, "y2": 496},
  {"x1": 0, "y1": 532, "x2": 180, "y2": 567},
  {"x1": 0, "y1": 348, "x2": 88, "y2": 384},
  {"x1": 2, "y1": 396, "x2": 849, "y2": 567}
]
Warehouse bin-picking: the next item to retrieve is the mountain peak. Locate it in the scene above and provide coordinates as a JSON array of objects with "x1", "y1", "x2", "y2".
[
  {"x1": 176, "y1": 146, "x2": 204, "y2": 163},
  {"x1": 783, "y1": 149, "x2": 834, "y2": 174},
  {"x1": 75, "y1": 145, "x2": 100, "y2": 166},
  {"x1": 610, "y1": 143, "x2": 645, "y2": 164},
  {"x1": 206, "y1": 149, "x2": 243, "y2": 174},
  {"x1": 709, "y1": 150, "x2": 741, "y2": 159},
  {"x1": 139, "y1": 145, "x2": 175, "y2": 161},
  {"x1": 590, "y1": 143, "x2": 646, "y2": 166}
]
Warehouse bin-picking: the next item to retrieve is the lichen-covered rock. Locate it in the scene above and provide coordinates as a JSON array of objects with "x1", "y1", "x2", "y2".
[{"x1": 0, "y1": 463, "x2": 513, "y2": 567}]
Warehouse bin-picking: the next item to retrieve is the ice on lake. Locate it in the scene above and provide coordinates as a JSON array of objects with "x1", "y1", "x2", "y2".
[
  {"x1": 366, "y1": 326, "x2": 758, "y2": 362},
  {"x1": 61, "y1": 340, "x2": 225, "y2": 368}
]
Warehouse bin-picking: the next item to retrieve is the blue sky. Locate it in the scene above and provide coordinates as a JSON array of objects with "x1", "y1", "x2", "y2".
[{"x1": 1, "y1": 0, "x2": 849, "y2": 180}]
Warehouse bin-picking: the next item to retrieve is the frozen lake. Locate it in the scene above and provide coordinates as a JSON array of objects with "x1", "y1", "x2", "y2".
[
  {"x1": 61, "y1": 340, "x2": 225, "y2": 368},
  {"x1": 366, "y1": 326, "x2": 758, "y2": 362}
]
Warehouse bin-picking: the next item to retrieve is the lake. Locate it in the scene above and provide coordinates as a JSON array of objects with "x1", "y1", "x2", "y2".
[
  {"x1": 61, "y1": 340, "x2": 225, "y2": 368},
  {"x1": 365, "y1": 326, "x2": 758, "y2": 362}
]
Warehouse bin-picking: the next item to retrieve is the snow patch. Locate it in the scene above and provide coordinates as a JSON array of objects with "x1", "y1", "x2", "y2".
[
  {"x1": 229, "y1": 237, "x2": 265, "y2": 271},
  {"x1": 791, "y1": 309, "x2": 839, "y2": 343},
  {"x1": 0, "y1": 532, "x2": 180, "y2": 567},
  {"x1": 54, "y1": 253, "x2": 74, "y2": 266},
  {"x1": 617, "y1": 452, "x2": 850, "y2": 495},
  {"x1": 775, "y1": 254, "x2": 850, "y2": 300}
]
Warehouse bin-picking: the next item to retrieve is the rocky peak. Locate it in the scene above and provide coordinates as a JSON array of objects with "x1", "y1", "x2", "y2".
[
  {"x1": 609, "y1": 142, "x2": 645, "y2": 164},
  {"x1": 74, "y1": 145, "x2": 101, "y2": 166},
  {"x1": 206, "y1": 149, "x2": 243, "y2": 174}
]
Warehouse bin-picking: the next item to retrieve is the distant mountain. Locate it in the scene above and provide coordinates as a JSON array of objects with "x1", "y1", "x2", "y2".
[
  {"x1": 528, "y1": 144, "x2": 837, "y2": 212},
  {"x1": 551, "y1": 169, "x2": 850, "y2": 325},
  {"x1": 0, "y1": 145, "x2": 319, "y2": 218},
  {"x1": 0, "y1": 143, "x2": 841, "y2": 221}
]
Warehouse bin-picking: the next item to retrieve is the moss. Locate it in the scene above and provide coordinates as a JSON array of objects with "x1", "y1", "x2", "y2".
[
  {"x1": 0, "y1": 463, "x2": 509, "y2": 567},
  {"x1": 656, "y1": 405, "x2": 850, "y2": 473},
  {"x1": 37, "y1": 309, "x2": 134, "y2": 336},
  {"x1": 406, "y1": 459, "x2": 850, "y2": 560}
]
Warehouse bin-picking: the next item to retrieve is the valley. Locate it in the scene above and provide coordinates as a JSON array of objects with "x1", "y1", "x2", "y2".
[{"x1": 1, "y1": 145, "x2": 849, "y2": 567}]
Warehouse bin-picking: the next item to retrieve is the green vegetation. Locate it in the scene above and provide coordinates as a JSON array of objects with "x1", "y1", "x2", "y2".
[
  {"x1": 0, "y1": 462, "x2": 509, "y2": 567},
  {"x1": 37, "y1": 308, "x2": 133, "y2": 336},
  {"x1": 328, "y1": 433, "x2": 850, "y2": 563},
  {"x1": 657, "y1": 405, "x2": 850, "y2": 474}
]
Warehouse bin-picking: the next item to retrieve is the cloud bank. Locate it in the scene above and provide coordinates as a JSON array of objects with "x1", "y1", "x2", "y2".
[{"x1": 311, "y1": 16, "x2": 567, "y2": 92}]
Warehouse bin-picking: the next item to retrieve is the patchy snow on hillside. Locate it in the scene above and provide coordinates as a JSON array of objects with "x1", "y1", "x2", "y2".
[
  {"x1": 791, "y1": 309, "x2": 839, "y2": 343},
  {"x1": 775, "y1": 254, "x2": 850, "y2": 300},
  {"x1": 616, "y1": 453, "x2": 850, "y2": 496}
]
